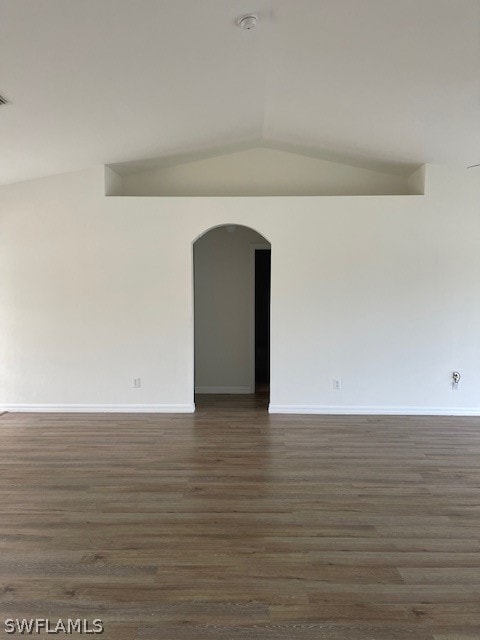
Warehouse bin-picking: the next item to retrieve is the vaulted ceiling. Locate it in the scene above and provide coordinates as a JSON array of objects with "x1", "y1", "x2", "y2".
[{"x1": 1, "y1": 0, "x2": 479, "y2": 186}]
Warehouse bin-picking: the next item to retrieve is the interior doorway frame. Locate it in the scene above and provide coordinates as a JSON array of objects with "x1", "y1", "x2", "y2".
[{"x1": 191, "y1": 225, "x2": 271, "y2": 408}]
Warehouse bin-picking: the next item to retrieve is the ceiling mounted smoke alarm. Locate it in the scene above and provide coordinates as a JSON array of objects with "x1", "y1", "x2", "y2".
[{"x1": 237, "y1": 15, "x2": 258, "y2": 30}]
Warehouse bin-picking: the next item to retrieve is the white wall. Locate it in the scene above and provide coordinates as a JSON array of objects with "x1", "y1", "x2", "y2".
[
  {"x1": 119, "y1": 147, "x2": 416, "y2": 197},
  {"x1": 0, "y1": 163, "x2": 479, "y2": 414},
  {"x1": 104, "y1": 166, "x2": 123, "y2": 196},
  {"x1": 194, "y1": 225, "x2": 268, "y2": 393}
]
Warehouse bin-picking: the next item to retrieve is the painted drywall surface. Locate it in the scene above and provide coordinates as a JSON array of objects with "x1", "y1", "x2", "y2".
[
  {"x1": 104, "y1": 166, "x2": 123, "y2": 196},
  {"x1": 0, "y1": 163, "x2": 480, "y2": 413},
  {"x1": 407, "y1": 165, "x2": 426, "y2": 195},
  {"x1": 0, "y1": 168, "x2": 195, "y2": 410},
  {"x1": 194, "y1": 225, "x2": 268, "y2": 393},
  {"x1": 119, "y1": 147, "x2": 414, "y2": 197}
]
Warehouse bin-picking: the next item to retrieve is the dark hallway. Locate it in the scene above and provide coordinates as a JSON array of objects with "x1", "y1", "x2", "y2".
[{"x1": 255, "y1": 248, "x2": 271, "y2": 393}]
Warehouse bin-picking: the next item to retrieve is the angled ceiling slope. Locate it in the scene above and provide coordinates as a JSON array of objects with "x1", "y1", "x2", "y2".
[{"x1": 1, "y1": 0, "x2": 479, "y2": 186}]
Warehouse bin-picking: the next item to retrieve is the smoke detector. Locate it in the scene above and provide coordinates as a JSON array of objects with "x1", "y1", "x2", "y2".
[
  {"x1": 0, "y1": 94, "x2": 9, "y2": 106},
  {"x1": 237, "y1": 15, "x2": 258, "y2": 30}
]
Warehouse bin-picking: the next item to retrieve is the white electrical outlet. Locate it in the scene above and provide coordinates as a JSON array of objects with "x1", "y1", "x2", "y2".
[
  {"x1": 133, "y1": 377, "x2": 142, "y2": 389},
  {"x1": 333, "y1": 378, "x2": 342, "y2": 390}
]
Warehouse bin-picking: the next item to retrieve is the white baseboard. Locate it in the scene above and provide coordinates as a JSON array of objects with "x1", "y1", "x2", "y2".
[
  {"x1": 0, "y1": 404, "x2": 195, "y2": 414},
  {"x1": 4, "y1": 403, "x2": 478, "y2": 417},
  {"x1": 268, "y1": 404, "x2": 480, "y2": 416},
  {"x1": 195, "y1": 387, "x2": 253, "y2": 394}
]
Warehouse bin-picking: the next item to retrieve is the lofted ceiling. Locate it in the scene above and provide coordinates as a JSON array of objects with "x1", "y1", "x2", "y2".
[{"x1": 0, "y1": 0, "x2": 479, "y2": 186}]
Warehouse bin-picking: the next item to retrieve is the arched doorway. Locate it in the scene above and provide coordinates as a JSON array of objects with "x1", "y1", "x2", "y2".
[{"x1": 193, "y1": 224, "x2": 271, "y2": 409}]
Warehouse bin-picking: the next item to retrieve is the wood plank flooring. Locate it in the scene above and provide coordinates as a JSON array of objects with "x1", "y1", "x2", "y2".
[{"x1": 1, "y1": 395, "x2": 480, "y2": 638}]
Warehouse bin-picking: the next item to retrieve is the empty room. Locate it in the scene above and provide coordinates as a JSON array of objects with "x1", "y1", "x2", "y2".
[{"x1": 1, "y1": 1, "x2": 480, "y2": 638}]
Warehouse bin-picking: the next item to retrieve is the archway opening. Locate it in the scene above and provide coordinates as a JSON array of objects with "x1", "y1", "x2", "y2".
[{"x1": 193, "y1": 224, "x2": 271, "y2": 410}]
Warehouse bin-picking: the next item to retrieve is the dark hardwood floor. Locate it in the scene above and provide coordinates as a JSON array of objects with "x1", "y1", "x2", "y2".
[{"x1": 1, "y1": 396, "x2": 480, "y2": 639}]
